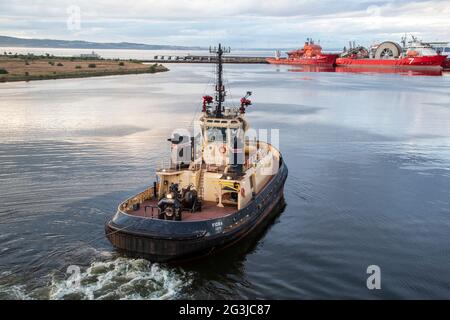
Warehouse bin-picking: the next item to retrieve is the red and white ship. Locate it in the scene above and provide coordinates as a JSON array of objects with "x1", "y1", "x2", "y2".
[
  {"x1": 336, "y1": 36, "x2": 447, "y2": 70},
  {"x1": 267, "y1": 38, "x2": 339, "y2": 66}
]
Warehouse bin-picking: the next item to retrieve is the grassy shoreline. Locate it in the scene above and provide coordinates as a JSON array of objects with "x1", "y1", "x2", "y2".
[{"x1": 0, "y1": 54, "x2": 169, "y2": 83}]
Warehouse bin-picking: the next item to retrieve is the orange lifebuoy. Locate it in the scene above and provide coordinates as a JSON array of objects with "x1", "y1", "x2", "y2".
[
  {"x1": 219, "y1": 145, "x2": 227, "y2": 154},
  {"x1": 240, "y1": 188, "x2": 246, "y2": 197}
]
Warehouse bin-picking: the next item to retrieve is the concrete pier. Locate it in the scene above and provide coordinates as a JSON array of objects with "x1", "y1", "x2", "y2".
[{"x1": 141, "y1": 55, "x2": 269, "y2": 64}]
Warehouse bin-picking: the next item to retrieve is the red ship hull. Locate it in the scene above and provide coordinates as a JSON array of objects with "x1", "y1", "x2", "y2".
[
  {"x1": 267, "y1": 54, "x2": 339, "y2": 66},
  {"x1": 336, "y1": 55, "x2": 447, "y2": 69},
  {"x1": 443, "y1": 59, "x2": 450, "y2": 70},
  {"x1": 335, "y1": 66, "x2": 443, "y2": 76}
]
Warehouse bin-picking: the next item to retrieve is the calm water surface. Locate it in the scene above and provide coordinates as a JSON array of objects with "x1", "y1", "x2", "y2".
[{"x1": 0, "y1": 64, "x2": 450, "y2": 299}]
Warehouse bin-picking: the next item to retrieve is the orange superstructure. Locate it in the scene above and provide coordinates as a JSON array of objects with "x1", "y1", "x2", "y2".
[
  {"x1": 267, "y1": 39, "x2": 338, "y2": 66},
  {"x1": 288, "y1": 42, "x2": 323, "y2": 58}
]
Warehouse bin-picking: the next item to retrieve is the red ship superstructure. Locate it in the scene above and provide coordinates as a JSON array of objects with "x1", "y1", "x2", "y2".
[
  {"x1": 429, "y1": 42, "x2": 450, "y2": 71},
  {"x1": 267, "y1": 38, "x2": 339, "y2": 66},
  {"x1": 336, "y1": 36, "x2": 447, "y2": 70}
]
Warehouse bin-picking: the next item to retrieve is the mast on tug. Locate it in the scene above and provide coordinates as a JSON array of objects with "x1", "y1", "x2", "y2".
[
  {"x1": 209, "y1": 44, "x2": 230, "y2": 118},
  {"x1": 202, "y1": 44, "x2": 252, "y2": 118}
]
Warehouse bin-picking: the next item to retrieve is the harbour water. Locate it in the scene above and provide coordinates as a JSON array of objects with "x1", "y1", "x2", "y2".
[{"x1": 0, "y1": 62, "x2": 450, "y2": 299}]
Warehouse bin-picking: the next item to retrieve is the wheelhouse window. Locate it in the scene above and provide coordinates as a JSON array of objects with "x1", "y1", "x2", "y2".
[
  {"x1": 206, "y1": 126, "x2": 227, "y2": 143},
  {"x1": 230, "y1": 128, "x2": 238, "y2": 141}
]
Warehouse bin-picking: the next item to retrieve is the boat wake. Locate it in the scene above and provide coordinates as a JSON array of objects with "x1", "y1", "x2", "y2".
[
  {"x1": 49, "y1": 257, "x2": 192, "y2": 300},
  {"x1": 0, "y1": 284, "x2": 33, "y2": 300}
]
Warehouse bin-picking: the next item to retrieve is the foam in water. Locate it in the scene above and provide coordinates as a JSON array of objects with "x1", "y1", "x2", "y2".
[
  {"x1": 49, "y1": 257, "x2": 192, "y2": 300},
  {"x1": 0, "y1": 284, "x2": 34, "y2": 300}
]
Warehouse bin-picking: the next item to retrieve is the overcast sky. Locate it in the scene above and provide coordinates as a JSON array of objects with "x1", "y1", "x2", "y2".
[{"x1": 1, "y1": 0, "x2": 449, "y2": 48}]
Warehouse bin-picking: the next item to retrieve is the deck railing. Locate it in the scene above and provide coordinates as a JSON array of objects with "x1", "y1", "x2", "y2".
[{"x1": 119, "y1": 186, "x2": 155, "y2": 214}]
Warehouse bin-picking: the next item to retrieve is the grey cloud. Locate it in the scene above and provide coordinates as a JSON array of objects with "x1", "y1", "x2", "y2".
[{"x1": 0, "y1": 0, "x2": 449, "y2": 47}]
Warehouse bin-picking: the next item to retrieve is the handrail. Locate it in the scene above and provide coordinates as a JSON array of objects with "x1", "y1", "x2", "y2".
[
  {"x1": 119, "y1": 186, "x2": 155, "y2": 214},
  {"x1": 244, "y1": 141, "x2": 279, "y2": 171}
]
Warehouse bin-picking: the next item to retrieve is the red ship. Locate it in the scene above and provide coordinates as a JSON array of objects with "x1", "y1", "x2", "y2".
[
  {"x1": 337, "y1": 55, "x2": 447, "y2": 69},
  {"x1": 336, "y1": 37, "x2": 447, "y2": 70},
  {"x1": 267, "y1": 39, "x2": 339, "y2": 66}
]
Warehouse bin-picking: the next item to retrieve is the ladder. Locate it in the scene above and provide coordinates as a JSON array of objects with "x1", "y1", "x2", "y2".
[{"x1": 197, "y1": 168, "x2": 205, "y2": 200}]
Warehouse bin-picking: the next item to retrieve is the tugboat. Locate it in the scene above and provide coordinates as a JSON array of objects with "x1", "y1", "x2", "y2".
[
  {"x1": 105, "y1": 44, "x2": 288, "y2": 262},
  {"x1": 266, "y1": 38, "x2": 339, "y2": 66}
]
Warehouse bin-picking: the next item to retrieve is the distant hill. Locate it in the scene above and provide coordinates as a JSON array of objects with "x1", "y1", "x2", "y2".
[{"x1": 0, "y1": 35, "x2": 204, "y2": 50}]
